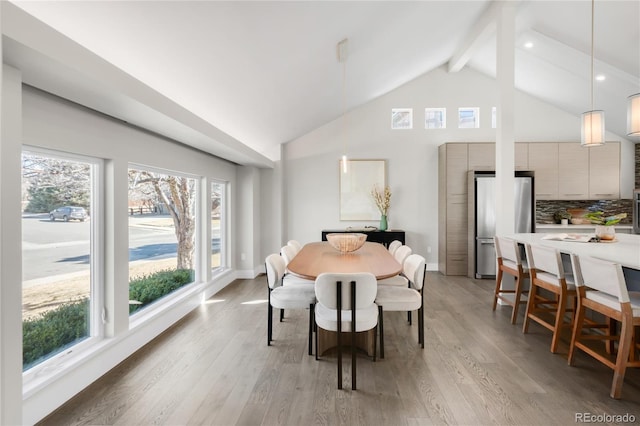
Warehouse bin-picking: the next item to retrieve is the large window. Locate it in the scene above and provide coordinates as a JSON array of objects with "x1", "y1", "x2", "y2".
[
  {"x1": 21, "y1": 149, "x2": 100, "y2": 371},
  {"x1": 211, "y1": 181, "x2": 225, "y2": 272},
  {"x1": 128, "y1": 167, "x2": 197, "y2": 315}
]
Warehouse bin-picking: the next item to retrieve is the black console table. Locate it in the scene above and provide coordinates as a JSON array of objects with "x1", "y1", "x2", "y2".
[{"x1": 321, "y1": 229, "x2": 405, "y2": 248}]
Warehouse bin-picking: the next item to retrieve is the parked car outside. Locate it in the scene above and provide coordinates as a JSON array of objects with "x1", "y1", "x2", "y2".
[{"x1": 49, "y1": 206, "x2": 88, "y2": 222}]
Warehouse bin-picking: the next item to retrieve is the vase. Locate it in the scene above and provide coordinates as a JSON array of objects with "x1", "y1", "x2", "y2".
[
  {"x1": 379, "y1": 214, "x2": 388, "y2": 231},
  {"x1": 595, "y1": 225, "x2": 615, "y2": 241}
]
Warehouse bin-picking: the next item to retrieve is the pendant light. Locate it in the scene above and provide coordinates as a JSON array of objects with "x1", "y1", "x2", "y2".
[
  {"x1": 337, "y1": 38, "x2": 349, "y2": 173},
  {"x1": 628, "y1": 93, "x2": 640, "y2": 136},
  {"x1": 581, "y1": 0, "x2": 605, "y2": 147}
]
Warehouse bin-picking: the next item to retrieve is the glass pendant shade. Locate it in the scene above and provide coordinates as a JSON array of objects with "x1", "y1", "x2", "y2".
[
  {"x1": 628, "y1": 93, "x2": 640, "y2": 136},
  {"x1": 581, "y1": 110, "x2": 605, "y2": 147}
]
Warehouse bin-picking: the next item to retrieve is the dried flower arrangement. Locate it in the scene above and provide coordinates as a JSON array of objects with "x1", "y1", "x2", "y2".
[{"x1": 371, "y1": 185, "x2": 392, "y2": 215}]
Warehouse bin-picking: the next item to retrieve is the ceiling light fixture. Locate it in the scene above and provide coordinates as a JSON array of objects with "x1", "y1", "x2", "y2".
[
  {"x1": 337, "y1": 38, "x2": 349, "y2": 173},
  {"x1": 595, "y1": 74, "x2": 606, "y2": 81},
  {"x1": 524, "y1": 41, "x2": 534, "y2": 49},
  {"x1": 628, "y1": 93, "x2": 640, "y2": 137},
  {"x1": 581, "y1": 0, "x2": 605, "y2": 147}
]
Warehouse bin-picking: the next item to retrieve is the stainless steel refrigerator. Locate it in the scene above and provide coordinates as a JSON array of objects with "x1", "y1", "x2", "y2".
[{"x1": 473, "y1": 172, "x2": 534, "y2": 278}]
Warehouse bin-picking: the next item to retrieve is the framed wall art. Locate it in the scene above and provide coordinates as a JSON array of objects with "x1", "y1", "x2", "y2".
[{"x1": 339, "y1": 159, "x2": 386, "y2": 221}]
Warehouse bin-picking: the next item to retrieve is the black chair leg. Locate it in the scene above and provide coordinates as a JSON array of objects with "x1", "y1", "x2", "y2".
[
  {"x1": 351, "y1": 281, "x2": 356, "y2": 391},
  {"x1": 308, "y1": 303, "x2": 314, "y2": 356},
  {"x1": 408, "y1": 311, "x2": 412, "y2": 325},
  {"x1": 280, "y1": 309, "x2": 284, "y2": 322},
  {"x1": 378, "y1": 305, "x2": 385, "y2": 359},
  {"x1": 419, "y1": 306, "x2": 424, "y2": 348},
  {"x1": 267, "y1": 303, "x2": 272, "y2": 346}
]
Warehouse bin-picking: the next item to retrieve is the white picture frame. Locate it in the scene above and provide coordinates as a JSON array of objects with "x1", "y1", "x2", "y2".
[{"x1": 339, "y1": 159, "x2": 386, "y2": 221}]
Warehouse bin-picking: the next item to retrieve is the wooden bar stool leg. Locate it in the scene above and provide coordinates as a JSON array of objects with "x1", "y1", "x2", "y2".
[{"x1": 611, "y1": 317, "x2": 633, "y2": 399}]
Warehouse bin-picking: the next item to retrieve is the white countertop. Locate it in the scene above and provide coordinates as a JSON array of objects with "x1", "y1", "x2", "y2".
[
  {"x1": 510, "y1": 233, "x2": 640, "y2": 270},
  {"x1": 536, "y1": 223, "x2": 633, "y2": 230}
]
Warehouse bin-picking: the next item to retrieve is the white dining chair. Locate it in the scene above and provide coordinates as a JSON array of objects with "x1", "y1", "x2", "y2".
[
  {"x1": 287, "y1": 239, "x2": 302, "y2": 254},
  {"x1": 265, "y1": 254, "x2": 316, "y2": 355},
  {"x1": 378, "y1": 245, "x2": 413, "y2": 287},
  {"x1": 375, "y1": 254, "x2": 426, "y2": 358},
  {"x1": 388, "y1": 240, "x2": 402, "y2": 256},
  {"x1": 314, "y1": 272, "x2": 378, "y2": 390},
  {"x1": 280, "y1": 245, "x2": 314, "y2": 286}
]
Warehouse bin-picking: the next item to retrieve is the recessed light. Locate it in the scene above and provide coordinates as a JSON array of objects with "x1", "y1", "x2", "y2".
[
  {"x1": 595, "y1": 74, "x2": 606, "y2": 81},
  {"x1": 524, "y1": 41, "x2": 534, "y2": 49}
]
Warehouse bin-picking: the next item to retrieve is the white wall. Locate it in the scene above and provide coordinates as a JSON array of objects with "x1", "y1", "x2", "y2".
[{"x1": 283, "y1": 65, "x2": 636, "y2": 268}]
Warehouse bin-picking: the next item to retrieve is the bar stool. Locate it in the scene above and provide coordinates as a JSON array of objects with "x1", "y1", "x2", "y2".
[
  {"x1": 522, "y1": 243, "x2": 576, "y2": 353},
  {"x1": 493, "y1": 236, "x2": 529, "y2": 324},
  {"x1": 568, "y1": 254, "x2": 640, "y2": 399}
]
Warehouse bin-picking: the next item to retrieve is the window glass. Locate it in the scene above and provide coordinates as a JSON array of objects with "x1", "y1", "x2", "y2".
[
  {"x1": 458, "y1": 107, "x2": 480, "y2": 129},
  {"x1": 425, "y1": 108, "x2": 446, "y2": 129},
  {"x1": 211, "y1": 181, "x2": 224, "y2": 271},
  {"x1": 391, "y1": 108, "x2": 413, "y2": 129},
  {"x1": 21, "y1": 150, "x2": 95, "y2": 371},
  {"x1": 128, "y1": 167, "x2": 196, "y2": 315}
]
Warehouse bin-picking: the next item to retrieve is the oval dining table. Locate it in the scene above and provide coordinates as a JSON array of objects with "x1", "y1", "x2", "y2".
[
  {"x1": 287, "y1": 241, "x2": 402, "y2": 356},
  {"x1": 287, "y1": 241, "x2": 402, "y2": 280}
]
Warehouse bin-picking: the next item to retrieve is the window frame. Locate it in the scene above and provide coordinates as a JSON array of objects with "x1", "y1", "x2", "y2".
[
  {"x1": 391, "y1": 108, "x2": 413, "y2": 130},
  {"x1": 458, "y1": 107, "x2": 480, "y2": 129},
  {"x1": 21, "y1": 146, "x2": 105, "y2": 380},
  {"x1": 127, "y1": 163, "x2": 201, "y2": 320},
  {"x1": 424, "y1": 107, "x2": 447, "y2": 129},
  {"x1": 210, "y1": 179, "x2": 227, "y2": 274}
]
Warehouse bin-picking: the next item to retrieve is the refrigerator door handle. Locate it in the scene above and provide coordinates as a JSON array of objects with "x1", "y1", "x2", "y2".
[{"x1": 479, "y1": 240, "x2": 495, "y2": 245}]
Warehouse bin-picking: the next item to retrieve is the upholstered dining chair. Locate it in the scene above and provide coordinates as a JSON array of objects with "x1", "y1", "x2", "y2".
[
  {"x1": 314, "y1": 272, "x2": 378, "y2": 390},
  {"x1": 280, "y1": 245, "x2": 314, "y2": 286},
  {"x1": 265, "y1": 254, "x2": 316, "y2": 355},
  {"x1": 493, "y1": 236, "x2": 529, "y2": 324},
  {"x1": 378, "y1": 245, "x2": 413, "y2": 287},
  {"x1": 287, "y1": 239, "x2": 302, "y2": 254},
  {"x1": 522, "y1": 243, "x2": 576, "y2": 353},
  {"x1": 388, "y1": 240, "x2": 403, "y2": 256},
  {"x1": 568, "y1": 254, "x2": 640, "y2": 399},
  {"x1": 375, "y1": 254, "x2": 426, "y2": 358}
]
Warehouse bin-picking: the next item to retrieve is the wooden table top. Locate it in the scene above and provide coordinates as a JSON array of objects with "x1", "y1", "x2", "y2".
[{"x1": 287, "y1": 241, "x2": 402, "y2": 280}]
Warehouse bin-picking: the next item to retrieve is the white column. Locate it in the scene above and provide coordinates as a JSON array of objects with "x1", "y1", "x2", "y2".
[{"x1": 495, "y1": 2, "x2": 517, "y2": 236}]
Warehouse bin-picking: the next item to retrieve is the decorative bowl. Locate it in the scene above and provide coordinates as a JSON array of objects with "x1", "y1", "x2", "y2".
[{"x1": 326, "y1": 233, "x2": 367, "y2": 253}]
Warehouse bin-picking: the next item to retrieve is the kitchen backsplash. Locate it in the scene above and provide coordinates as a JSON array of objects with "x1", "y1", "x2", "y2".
[{"x1": 536, "y1": 199, "x2": 632, "y2": 224}]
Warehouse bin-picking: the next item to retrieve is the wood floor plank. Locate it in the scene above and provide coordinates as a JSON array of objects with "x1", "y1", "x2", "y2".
[{"x1": 38, "y1": 273, "x2": 640, "y2": 426}]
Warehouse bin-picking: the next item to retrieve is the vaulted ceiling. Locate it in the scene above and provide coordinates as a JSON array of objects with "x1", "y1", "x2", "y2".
[{"x1": 6, "y1": 1, "x2": 640, "y2": 164}]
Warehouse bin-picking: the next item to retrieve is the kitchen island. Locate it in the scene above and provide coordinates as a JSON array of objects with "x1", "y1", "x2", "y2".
[{"x1": 510, "y1": 232, "x2": 640, "y2": 289}]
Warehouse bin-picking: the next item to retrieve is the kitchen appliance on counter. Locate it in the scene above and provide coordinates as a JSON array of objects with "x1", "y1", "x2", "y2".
[
  {"x1": 634, "y1": 189, "x2": 640, "y2": 234},
  {"x1": 469, "y1": 171, "x2": 535, "y2": 278}
]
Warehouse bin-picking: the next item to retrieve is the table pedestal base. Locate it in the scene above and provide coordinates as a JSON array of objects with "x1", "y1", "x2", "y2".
[{"x1": 317, "y1": 328, "x2": 377, "y2": 357}]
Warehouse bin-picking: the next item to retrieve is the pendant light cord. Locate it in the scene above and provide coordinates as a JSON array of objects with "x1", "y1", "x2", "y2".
[{"x1": 590, "y1": 0, "x2": 595, "y2": 111}]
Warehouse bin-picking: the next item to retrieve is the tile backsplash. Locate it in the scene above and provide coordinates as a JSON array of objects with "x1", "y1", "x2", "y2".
[{"x1": 536, "y1": 199, "x2": 632, "y2": 224}]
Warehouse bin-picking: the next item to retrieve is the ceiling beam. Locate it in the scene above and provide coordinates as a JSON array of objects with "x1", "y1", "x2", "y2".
[{"x1": 448, "y1": 1, "x2": 503, "y2": 73}]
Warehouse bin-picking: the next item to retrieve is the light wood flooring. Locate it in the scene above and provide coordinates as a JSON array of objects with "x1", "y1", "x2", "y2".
[{"x1": 39, "y1": 273, "x2": 640, "y2": 425}]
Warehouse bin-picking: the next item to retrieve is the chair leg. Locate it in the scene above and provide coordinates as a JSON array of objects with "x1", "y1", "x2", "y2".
[
  {"x1": 373, "y1": 325, "x2": 377, "y2": 362},
  {"x1": 408, "y1": 311, "x2": 412, "y2": 325},
  {"x1": 378, "y1": 305, "x2": 385, "y2": 359},
  {"x1": 267, "y1": 303, "x2": 273, "y2": 346},
  {"x1": 568, "y1": 301, "x2": 586, "y2": 366},
  {"x1": 522, "y1": 284, "x2": 536, "y2": 334},
  {"x1": 351, "y1": 280, "x2": 357, "y2": 391},
  {"x1": 337, "y1": 281, "x2": 343, "y2": 390},
  {"x1": 280, "y1": 309, "x2": 284, "y2": 322},
  {"x1": 419, "y1": 307, "x2": 425, "y2": 349},
  {"x1": 611, "y1": 317, "x2": 633, "y2": 399},
  {"x1": 550, "y1": 291, "x2": 567, "y2": 354},
  {"x1": 315, "y1": 323, "x2": 319, "y2": 361},
  {"x1": 510, "y1": 276, "x2": 522, "y2": 324},
  {"x1": 308, "y1": 303, "x2": 314, "y2": 356},
  {"x1": 493, "y1": 268, "x2": 503, "y2": 311}
]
